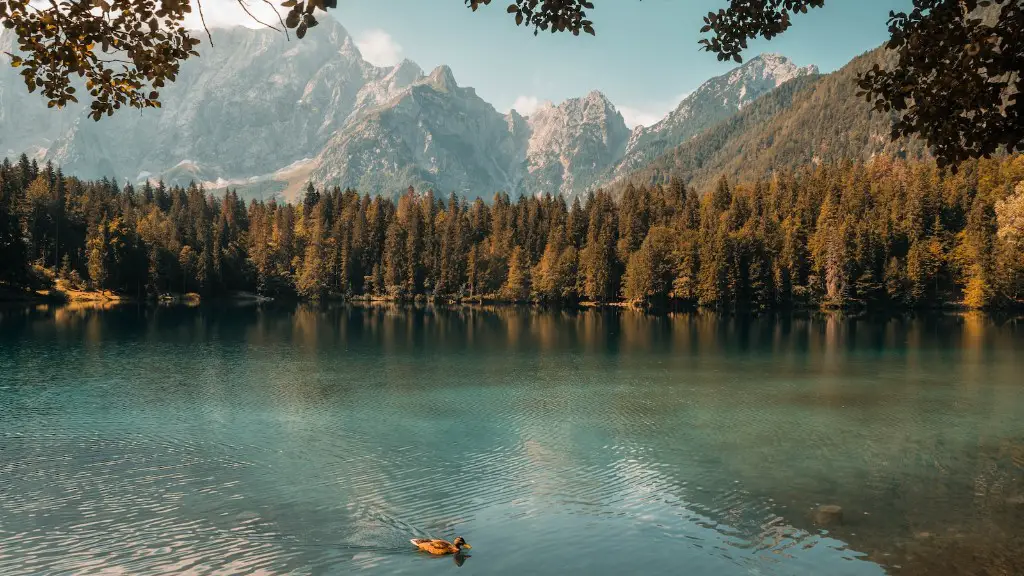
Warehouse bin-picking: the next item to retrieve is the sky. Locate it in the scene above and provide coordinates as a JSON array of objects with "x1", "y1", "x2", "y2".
[{"x1": 188, "y1": 0, "x2": 911, "y2": 128}]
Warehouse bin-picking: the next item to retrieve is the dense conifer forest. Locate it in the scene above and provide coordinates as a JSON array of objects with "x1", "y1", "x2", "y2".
[{"x1": 1, "y1": 153, "x2": 1023, "y2": 310}]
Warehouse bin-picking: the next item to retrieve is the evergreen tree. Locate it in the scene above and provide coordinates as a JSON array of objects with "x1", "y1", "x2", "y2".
[
  {"x1": 0, "y1": 154, "x2": 1021, "y2": 311},
  {"x1": 532, "y1": 224, "x2": 567, "y2": 303},
  {"x1": 697, "y1": 202, "x2": 728, "y2": 307},
  {"x1": 0, "y1": 168, "x2": 29, "y2": 285},
  {"x1": 86, "y1": 218, "x2": 109, "y2": 291},
  {"x1": 297, "y1": 200, "x2": 329, "y2": 300},
  {"x1": 502, "y1": 245, "x2": 531, "y2": 302},
  {"x1": 566, "y1": 196, "x2": 587, "y2": 248},
  {"x1": 623, "y1": 226, "x2": 676, "y2": 306},
  {"x1": 382, "y1": 219, "x2": 407, "y2": 298},
  {"x1": 711, "y1": 175, "x2": 733, "y2": 213},
  {"x1": 436, "y1": 197, "x2": 468, "y2": 297},
  {"x1": 178, "y1": 245, "x2": 196, "y2": 294}
]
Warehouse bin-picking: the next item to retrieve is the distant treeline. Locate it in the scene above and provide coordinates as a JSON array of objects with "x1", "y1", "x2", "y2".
[{"x1": 1, "y1": 154, "x2": 1023, "y2": 309}]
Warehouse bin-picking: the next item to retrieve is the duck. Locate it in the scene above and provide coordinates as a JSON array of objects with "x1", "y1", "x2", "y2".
[{"x1": 410, "y1": 536, "x2": 471, "y2": 555}]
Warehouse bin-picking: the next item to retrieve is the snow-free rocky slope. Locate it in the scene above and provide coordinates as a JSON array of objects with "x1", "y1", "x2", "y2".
[{"x1": 0, "y1": 21, "x2": 814, "y2": 200}]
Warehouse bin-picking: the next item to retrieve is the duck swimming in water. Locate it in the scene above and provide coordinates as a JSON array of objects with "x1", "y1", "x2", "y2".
[{"x1": 410, "y1": 536, "x2": 471, "y2": 555}]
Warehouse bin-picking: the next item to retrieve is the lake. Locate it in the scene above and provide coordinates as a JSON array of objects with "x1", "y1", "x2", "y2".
[{"x1": 0, "y1": 304, "x2": 1022, "y2": 575}]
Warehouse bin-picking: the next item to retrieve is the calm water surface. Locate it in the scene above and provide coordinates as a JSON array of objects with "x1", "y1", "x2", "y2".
[{"x1": 0, "y1": 304, "x2": 1022, "y2": 575}]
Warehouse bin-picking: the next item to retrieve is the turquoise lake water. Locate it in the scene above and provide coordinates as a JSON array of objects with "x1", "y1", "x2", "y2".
[{"x1": 0, "y1": 304, "x2": 1022, "y2": 575}]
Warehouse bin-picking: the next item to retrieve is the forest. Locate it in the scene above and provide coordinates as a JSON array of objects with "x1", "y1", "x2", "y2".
[{"x1": 1, "y1": 153, "x2": 1023, "y2": 310}]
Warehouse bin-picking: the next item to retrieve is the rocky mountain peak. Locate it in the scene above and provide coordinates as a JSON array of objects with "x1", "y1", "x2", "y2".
[
  {"x1": 733, "y1": 53, "x2": 819, "y2": 89},
  {"x1": 382, "y1": 59, "x2": 425, "y2": 94},
  {"x1": 604, "y1": 52, "x2": 819, "y2": 187},
  {"x1": 339, "y1": 34, "x2": 359, "y2": 56},
  {"x1": 584, "y1": 89, "x2": 612, "y2": 105},
  {"x1": 1, "y1": 21, "x2": 822, "y2": 203},
  {"x1": 426, "y1": 65, "x2": 458, "y2": 93},
  {"x1": 391, "y1": 59, "x2": 423, "y2": 78},
  {"x1": 518, "y1": 89, "x2": 630, "y2": 197}
]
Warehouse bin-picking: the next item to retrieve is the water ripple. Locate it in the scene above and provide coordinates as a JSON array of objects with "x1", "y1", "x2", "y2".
[{"x1": 1, "y1": 307, "x2": 1022, "y2": 574}]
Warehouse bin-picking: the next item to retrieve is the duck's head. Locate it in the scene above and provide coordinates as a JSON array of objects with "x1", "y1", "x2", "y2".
[{"x1": 453, "y1": 537, "x2": 471, "y2": 550}]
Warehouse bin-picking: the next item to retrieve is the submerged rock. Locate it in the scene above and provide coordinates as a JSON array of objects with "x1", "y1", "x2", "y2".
[{"x1": 814, "y1": 504, "x2": 844, "y2": 526}]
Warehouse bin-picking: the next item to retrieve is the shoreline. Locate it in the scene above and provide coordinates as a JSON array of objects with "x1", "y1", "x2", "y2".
[
  {"x1": 0, "y1": 286, "x2": 272, "y2": 307},
  {"x1": 3, "y1": 275, "x2": 1021, "y2": 315},
  {"x1": 3, "y1": 288, "x2": 1021, "y2": 319}
]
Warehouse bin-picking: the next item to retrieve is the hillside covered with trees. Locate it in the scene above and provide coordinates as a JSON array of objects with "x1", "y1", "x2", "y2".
[
  {"x1": 2, "y1": 153, "x2": 1023, "y2": 310},
  {"x1": 620, "y1": 49, "x2": 933, "y2": 194}
]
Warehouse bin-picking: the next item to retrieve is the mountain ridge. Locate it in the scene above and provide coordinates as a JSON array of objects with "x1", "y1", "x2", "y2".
[
  {"x1": 0, "y1": 21, "x2": 821, "y2": 200},
  {"x1": 617, "y1": 48, "x2": 931, "y2": 194}
]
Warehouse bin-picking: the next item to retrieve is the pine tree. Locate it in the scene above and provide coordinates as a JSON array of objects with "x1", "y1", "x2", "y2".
[
  {"x1": 436, "y1": 197, "x2": 467, "y2": 297},
  {"x1": 581, "y1": 192, "x2": 619, "y2": 303},
  {"x1": 382, "y1": 219, "x2": 406, "y2": 298},
  {"x1": 400, "y1": 191, "x2": 425, "y2": 294},
  {"x1": 23, "y1": 175, "x2": 51, "y2": 263},
  {"x1": 0, "y1": 169, "x2": 29, "y2": 285},
  {"x1": 87, "y1": 218, "x2": 109, "y2": 291},
  {"x1": 0, "y1": 152, "x2": 1020, "y2": 311},
  {"x1": 711, "y1": 175, "x2": 733, "y2": 213},
  {"x1": 178, "y1": 245, "x2": 196, "y2": 295},
  {"x1": 680, "y1": 187, "x2": 700, "y2": 231},
  {"x1": 555, "y1": 245, "x2": 580, "y2": 302},
  {"x1": 810, "y1": 186, "x2": 849, "y2": 306},
  {"x1": 212, "y1": 209, "x2": 228, "y2": 289},
  {"x1": 198, "y1": 228, "x2": 216, "y2": 295},
  {"x1": 618, "y1": 183, "x2": 651, "y2": 257},
  {"x1": 623, "y1": 226, "x2": 676, "y2": 306},
  {"x1": 958, "y1": 196, "x2": 997, "y2": 307},
  {"x1": 532, "y1": 224, "x2": 566, "y2": 302},
  {"x1": 996, "y1": 182, "x2": 1024, "y2": 247},
  {"x1": 502, "y1": 245, "x2": 531, "y2": 302},
  {"x1": 696, "y1": 202, "x2": 728, "y2": 307},
  {"x1": 298, "y1": 200, "x2": 328, "y2": 300},
  {"x1": 369, "y1": 262, "x2": 384, "y2": 296}
]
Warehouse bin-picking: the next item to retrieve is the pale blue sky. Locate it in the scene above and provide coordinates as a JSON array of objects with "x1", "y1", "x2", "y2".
[{"x1": 196, "y1": 0, "x2": 911, "y2": 126}]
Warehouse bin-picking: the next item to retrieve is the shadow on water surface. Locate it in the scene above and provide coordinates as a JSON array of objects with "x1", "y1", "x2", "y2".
[{"x1": 0, "y1": 302, "x2": 1022, "y2": 575}]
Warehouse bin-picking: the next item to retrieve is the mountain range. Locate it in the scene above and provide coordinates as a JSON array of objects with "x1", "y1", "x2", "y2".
[{"x1": 1, "y1": 17, "x2": 920, "y2": 201}]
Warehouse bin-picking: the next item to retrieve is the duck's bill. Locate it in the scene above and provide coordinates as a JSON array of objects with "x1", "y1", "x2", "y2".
[{"x1": 462, "y1": 544, "x2": 472, "y2": 549}]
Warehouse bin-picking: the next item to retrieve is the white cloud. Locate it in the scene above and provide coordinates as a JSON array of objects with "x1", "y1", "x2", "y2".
[
  {"x1": 354, "y1": 29, "x2": 404, "y2": 67},
  {"x1": 617, "y1": 91, "x2": 693, "y2": 129},
  {"x1": 618, "y1": 106, "x2": 664, "y2": 129},
  {"x1": 510, "y1": 95, "x2": 543, "y2": 116}
]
